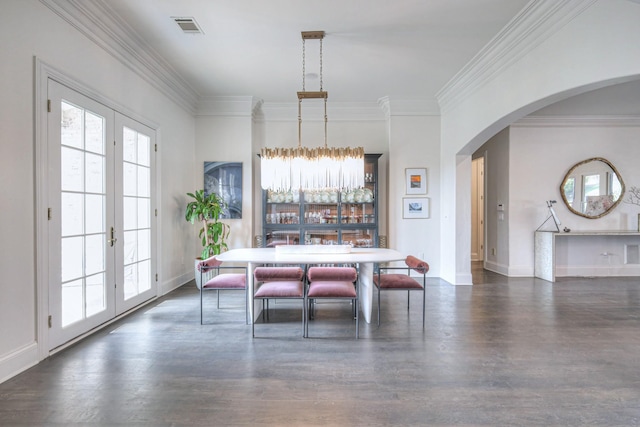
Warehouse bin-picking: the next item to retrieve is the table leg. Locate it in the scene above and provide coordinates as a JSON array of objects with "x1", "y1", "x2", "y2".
[
  {"x1": 358, "y1": 262, "x2": 373, "y2": 323},
  {"x1": 247, "y1": 261, "x2": 256, "y2": 324}
]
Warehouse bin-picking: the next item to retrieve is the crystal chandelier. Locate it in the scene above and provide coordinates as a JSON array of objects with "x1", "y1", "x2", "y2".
[{"x1": 260, "y1": 31, "x2": 365, "y2": 192}]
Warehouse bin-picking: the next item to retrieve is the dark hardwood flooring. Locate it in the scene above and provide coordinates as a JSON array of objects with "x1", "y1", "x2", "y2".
[{"x1": 2, "y1": 263, "x2": 640, "y2": 426}]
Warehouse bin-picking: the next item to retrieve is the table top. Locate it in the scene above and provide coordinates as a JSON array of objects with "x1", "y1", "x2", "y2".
[
  {"x1": 216, "y1": 247, "x2": 406, "y2": 264},
  {"x1": 536, "y1": 230, "x2": 640, "y2": 237}
]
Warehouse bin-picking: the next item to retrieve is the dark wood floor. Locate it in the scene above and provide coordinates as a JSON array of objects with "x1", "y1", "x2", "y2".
[{"x1": 2, "y1": 263, "x2": 640, "y2": 426}]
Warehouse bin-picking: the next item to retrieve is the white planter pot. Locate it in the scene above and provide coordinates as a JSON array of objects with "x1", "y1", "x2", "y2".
[{"x1": 194, "y1": 258, "x2": 203, "y2": 290}]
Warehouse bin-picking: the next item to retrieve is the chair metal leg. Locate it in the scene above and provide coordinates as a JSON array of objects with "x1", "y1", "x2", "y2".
[
  {"x1": 304, "y1": 295, "x2": 308, "y2": 337},
  {"x1": 252, "y1": 296, "x2": 255, "y2": 337},
  {"x1": 245, "y1": 285, "x2": 249, "y2": 325},
  {"x1": 217, "y1": 290, "x2": 220, "y2": 309},
  {"x1": 302, "y1": 297, "x2": 306, "y2": 337},
  {"x1": 407, "y1": 290, "x2": 410, "y2": 310},
  {"x1": 422, "y1": 288, "x2": 426, "y2": 329},
  {"x1": 355, "y1": 297, "x2": 359, "y2": 339},
  {"x1": 377, "y1": 286, "x2": 381, "y2": 327},
  {"x1": 200, "y1": 286, "x2": 204, "y2": 325}
]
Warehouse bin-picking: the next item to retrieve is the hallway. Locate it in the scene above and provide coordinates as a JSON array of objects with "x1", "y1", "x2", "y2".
[{"x1": 1, "y1": 267, "x2": 640, "y2": 426}]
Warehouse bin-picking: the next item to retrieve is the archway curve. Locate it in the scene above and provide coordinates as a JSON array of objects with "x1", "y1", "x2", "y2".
[
  {"x1": 459, "y1": 76, "x2": 640, "y2": 158},
  {"x1": 455, "y1": 75, "x2": 640, "y2": 284},
  {"x1": 440, "y1": 0, "x2": 640, "y2": 284}
]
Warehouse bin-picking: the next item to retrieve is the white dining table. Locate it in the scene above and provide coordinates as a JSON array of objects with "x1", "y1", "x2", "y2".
[{"x1": 215, "y1": 247, "x2": 405, "y2": 324}]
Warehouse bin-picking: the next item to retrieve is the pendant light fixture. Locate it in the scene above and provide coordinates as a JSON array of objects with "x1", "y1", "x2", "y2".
[{"x1": 260, "y1": 31, "x2": 365, "y2": 191}]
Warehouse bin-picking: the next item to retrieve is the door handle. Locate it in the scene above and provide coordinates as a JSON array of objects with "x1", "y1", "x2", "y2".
[{"x1": 108, "y1": 226, "x2": 117, "y2": 247}]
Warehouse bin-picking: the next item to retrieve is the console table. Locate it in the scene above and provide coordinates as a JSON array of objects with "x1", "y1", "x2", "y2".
[{"x1": 534, "y1": 230, "x2": 640, "y2": 282}]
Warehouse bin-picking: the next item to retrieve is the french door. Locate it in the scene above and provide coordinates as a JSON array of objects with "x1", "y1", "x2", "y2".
[{"x1": 47, "y1": 80, "x2": 156, "y2": 349}]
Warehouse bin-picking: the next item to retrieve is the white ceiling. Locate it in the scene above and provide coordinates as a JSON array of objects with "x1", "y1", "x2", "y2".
[
  {"x1": 101, "y1": 0, "x2": 531, "y2": 103},
  {"x1": 96, "y1": 0, "x2": 640, "y2": 114}
]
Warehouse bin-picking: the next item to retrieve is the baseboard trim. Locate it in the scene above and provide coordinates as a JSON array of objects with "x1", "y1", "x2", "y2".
[
  {"x1": 161, "y1": 271, "x2": 194, "y2": 295},
  {"x1": 0, "y1": 343, "x2": 38, "y2": 385},
  {"x1": 483, "y1": 260, "x2": 509, "y2": 276},
  {"x1": 556, "y1": 265, "x2": 640, "y2": 277}
]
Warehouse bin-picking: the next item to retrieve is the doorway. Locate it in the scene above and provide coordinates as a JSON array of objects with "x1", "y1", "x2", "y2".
[
  {"x1": 46, "y1": 79, "x2": 157, "y2": 350},
  {"x1": 471, "y1": 156, "x2": 485, "y2": 262}
]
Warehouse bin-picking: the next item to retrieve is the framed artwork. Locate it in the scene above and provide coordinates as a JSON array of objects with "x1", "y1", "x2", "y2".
[
  {"x1": 405, "y1": 168, "x2": 427, "y2": 194},
  {"x1": 204, "y1": 161, "x2": 242, "y2": 219},
  {"x1": 403, "y1": 197, "x2": 430, "y2": 219}
]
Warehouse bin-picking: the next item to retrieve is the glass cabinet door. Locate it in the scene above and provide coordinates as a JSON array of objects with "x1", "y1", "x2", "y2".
[
  {"x1": 261, "y1": 154, "x2": 381, "y2": 248},
  {"x1": 341, "y1": 229, "x2": 375, "y2": 248},
  {"x1": 304, "y1": 229, "x2": 339, "y2": 245},
  {"x1": 265, "y1": 190, "x2": 301, "y2": 225},
  {"x1": 341, "y1": 203, "x2": 375, "y2": 224},
  {"x1": 265, "y1": 230, "x2": 300, "y2": 247}
]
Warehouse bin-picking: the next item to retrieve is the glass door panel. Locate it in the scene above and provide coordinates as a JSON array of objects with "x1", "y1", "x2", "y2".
[
  {"x1": 115, "y1": 115, "x2": 156, "y2": 313},
  {"x1": 48, "y1": 80, "x2": 115, "y2": 349},
  {"x1": 60, "y1": 101, "x2": 108, "y2": 327}
]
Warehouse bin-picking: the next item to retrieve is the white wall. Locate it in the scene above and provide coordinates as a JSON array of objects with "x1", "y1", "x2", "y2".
[
  {"x1": 388, "y1": 115, "x2": 441, "y2": 275},
  {"x1": 194, "y1": 115, "x2": 254, "y2": 251},
  {"x1": 508, "y1": 119, "x2": 640, "y2": 275},
  {"x1": 0, "y1": 0, "x2": 195, "y2": 382}
]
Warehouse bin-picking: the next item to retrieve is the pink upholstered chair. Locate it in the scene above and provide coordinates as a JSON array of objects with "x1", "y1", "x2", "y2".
[
  {"x1": 253, "y1": 266, "x2": 306, "y2": 337},
  {"x1": 305, "y1": 266, "x2": 359, "y2": 339},
  {"x1": 373, "y1": 255, "x2": 428, "y2": 328},
  {"x1": 197, "y1": 256, "x2": 248, "y2": 325}
]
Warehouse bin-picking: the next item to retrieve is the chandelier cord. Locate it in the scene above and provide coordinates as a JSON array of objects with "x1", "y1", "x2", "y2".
[
  {"x1": 320, "y1": 37, "x2": 327, "y2": 147},
  {"x1": 319, "y1": 37, "x2": 323, "y2": 92},
  {"x1": 299, "y1": 37, "x2": 305, "y2": 148},
  {"x1": 302, "y1": 37, "x2": 306, "y2": 92}
]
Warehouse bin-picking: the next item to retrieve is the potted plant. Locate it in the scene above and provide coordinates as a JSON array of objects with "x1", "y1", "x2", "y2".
[{"x1": 185, "y1": 189, "x2": 230, "y2": 288}]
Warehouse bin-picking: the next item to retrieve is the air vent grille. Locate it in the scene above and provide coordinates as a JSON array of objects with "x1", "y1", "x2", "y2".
[{"x1": 172, "y1": 17, "x2": 204, "y2": 34}]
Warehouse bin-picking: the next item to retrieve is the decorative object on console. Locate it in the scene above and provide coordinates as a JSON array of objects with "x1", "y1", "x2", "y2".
[
  {"x1": 537, "y1": 200, "x2": 561, "y2": 232},
  {"x1": 625, "y1": 186, "x2": 640, "y2": 206},
  {"x1": 623, "y1": 186, "x2": 640, "y2": 231},
  {"x1": 260, "y1": 31, "x2": 364, "y2": 191}
]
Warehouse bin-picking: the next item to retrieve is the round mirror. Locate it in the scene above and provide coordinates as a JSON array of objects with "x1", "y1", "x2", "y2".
[{"x1": 560, "y1": 157, "x2": 625, "y2": 219}]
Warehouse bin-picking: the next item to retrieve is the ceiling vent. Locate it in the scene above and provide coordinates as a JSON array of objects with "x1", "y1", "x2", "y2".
[{"x1": 172, "y1": 17, "x2": 204, "y2": 34}]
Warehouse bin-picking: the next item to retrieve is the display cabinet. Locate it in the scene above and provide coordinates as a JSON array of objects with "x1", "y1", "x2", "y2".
[{"x1": 262, "y1": 154, "x2": 380, "y2": 248}]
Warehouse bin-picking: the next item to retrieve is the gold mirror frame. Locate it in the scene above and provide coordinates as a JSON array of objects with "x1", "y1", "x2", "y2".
[{"x1": 559, "y1": 157, "x2": 625, "y2": 219}]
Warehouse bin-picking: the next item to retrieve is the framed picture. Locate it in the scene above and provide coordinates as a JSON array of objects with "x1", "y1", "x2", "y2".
[
  {"x1": 405, "y1": 168, "x2": 427, "y2": 194},
  {"x1": 204, "y1": 161, "x2": 242, "y2": 219},
  {"x1": 403, "y1": 197, "x2": 430, "y2": 219}
]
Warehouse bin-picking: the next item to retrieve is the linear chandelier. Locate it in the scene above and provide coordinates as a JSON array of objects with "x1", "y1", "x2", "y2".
[{"x1": 260, "y1": 31, "x2": 365, "y2": 192}]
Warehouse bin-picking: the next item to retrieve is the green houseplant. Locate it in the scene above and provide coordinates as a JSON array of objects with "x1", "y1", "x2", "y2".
[{"x1": 185, "y1": 189, "x2": 230, "y2": 259}]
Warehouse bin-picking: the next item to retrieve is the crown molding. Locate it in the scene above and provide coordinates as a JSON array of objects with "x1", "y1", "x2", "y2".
[
  {"x1": 258, "y1": 101, "x2": 388, "y2": 122},
  {"x1": 40, "y1": 0, "x2": 199, "y2": 115},
  {"x1": 196, "y1": 96, "x2": 262, "y2": 117},
  {"x1": 378, "y1": 97, "x2": 440, "y2": 118},
  {"x1": 258, "y1": 98, "x2": 438, "y2": 122},
  {"x1": 436, "y1": 0, "x2": 598, "y2": 114},
  {"x1": 512, "y1": 115, "x2": 640, "y2": 127}
]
